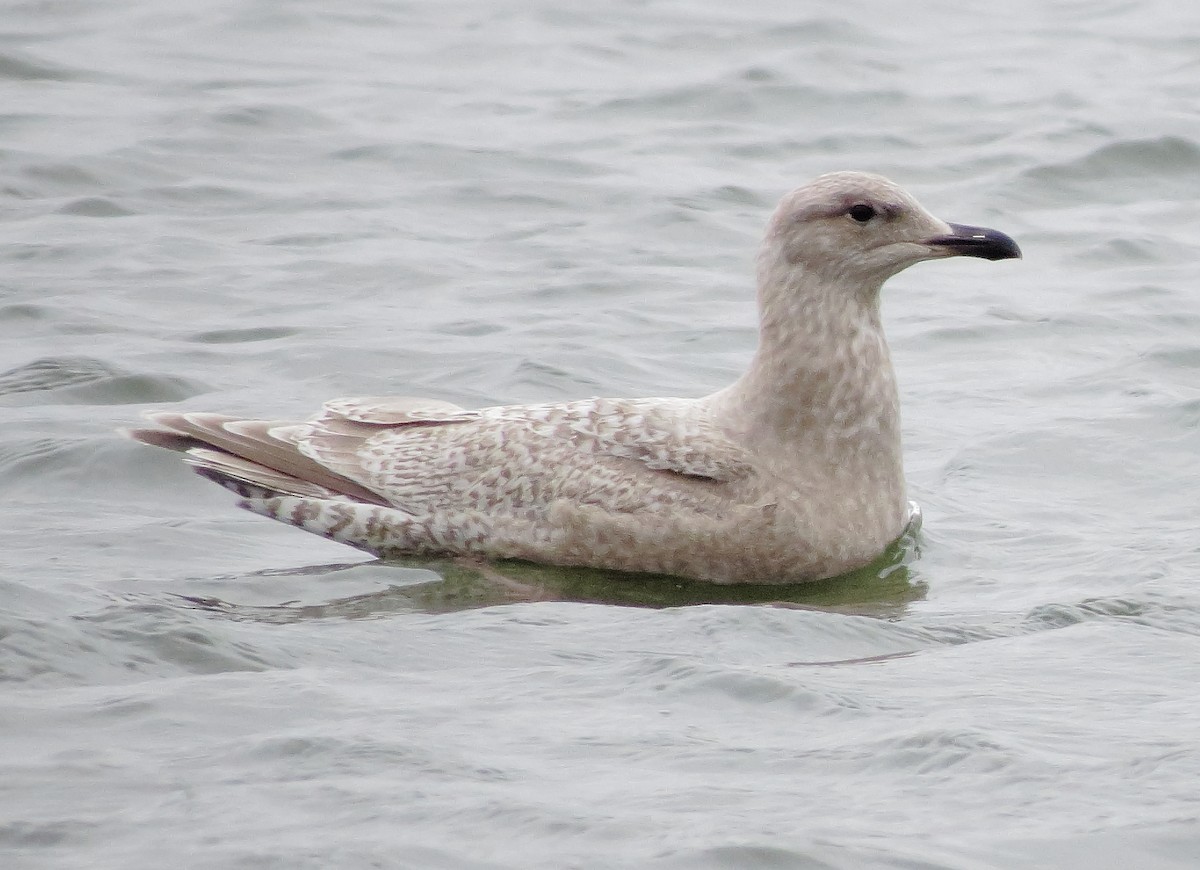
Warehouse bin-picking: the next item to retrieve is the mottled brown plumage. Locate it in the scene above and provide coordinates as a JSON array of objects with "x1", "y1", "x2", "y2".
[{"x1": 127, "y1": 172, "x2": 1020, "y2": 583}]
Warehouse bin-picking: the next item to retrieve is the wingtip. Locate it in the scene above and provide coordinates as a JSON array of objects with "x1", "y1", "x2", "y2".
[{"x1": 123, "y1": 425, "x2": 202, "y2": 452}]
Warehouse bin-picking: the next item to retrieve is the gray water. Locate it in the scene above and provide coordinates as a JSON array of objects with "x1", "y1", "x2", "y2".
[{"x1": 3, "y1": 1, "x2": 1200, "y2": 867}]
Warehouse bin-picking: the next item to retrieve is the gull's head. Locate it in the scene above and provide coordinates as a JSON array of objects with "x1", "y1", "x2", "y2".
[{"x1": 760, "y1": 171, "x2": 1021, "y2": 300}]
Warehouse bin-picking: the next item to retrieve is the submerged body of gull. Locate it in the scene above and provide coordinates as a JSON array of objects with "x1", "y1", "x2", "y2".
[{"x1": 129, "y1": 172, "x2": 1020, "y2": 584}]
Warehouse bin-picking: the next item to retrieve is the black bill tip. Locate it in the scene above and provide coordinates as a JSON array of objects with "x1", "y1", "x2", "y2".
[{"x1": 928, "y1": 222, "x2": 1022, "y2": 261}]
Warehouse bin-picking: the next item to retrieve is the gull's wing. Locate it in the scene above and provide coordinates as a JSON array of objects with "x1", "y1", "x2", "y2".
[{"x1": 129, "y1": 395, "x2": 751, "y2": 518}]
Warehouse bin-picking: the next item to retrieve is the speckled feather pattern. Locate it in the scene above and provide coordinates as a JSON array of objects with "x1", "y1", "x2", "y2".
[{"x1": 128, "y1": 172, "x2": 1018, "y2": 583}]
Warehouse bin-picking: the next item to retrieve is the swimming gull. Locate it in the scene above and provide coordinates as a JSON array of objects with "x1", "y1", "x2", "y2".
[{"x1": 127, "y1": 172, "x2": 1020, "y2": 584}]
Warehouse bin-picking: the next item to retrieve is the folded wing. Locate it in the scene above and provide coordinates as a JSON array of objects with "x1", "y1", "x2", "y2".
[{"x1": 128, "y1": 395, "x2": 750, "y2": 522}]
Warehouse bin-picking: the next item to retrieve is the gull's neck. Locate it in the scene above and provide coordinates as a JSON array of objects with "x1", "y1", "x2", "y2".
[{"x1": 715, "y1": 261, "x2": 902, "y2": 460}]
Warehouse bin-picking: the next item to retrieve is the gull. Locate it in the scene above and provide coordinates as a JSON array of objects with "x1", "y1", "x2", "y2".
[{"x1": 128, "y1": 172, "x2": 1020, "y2": 584}]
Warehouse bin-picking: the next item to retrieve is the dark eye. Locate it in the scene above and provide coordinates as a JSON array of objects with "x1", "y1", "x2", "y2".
[{"x1": 848, "y1": 203, "x2": 876, "y2": 223}]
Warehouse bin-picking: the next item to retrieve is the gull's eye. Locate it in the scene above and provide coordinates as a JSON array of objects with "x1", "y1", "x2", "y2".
[{"x1": 848, "y1": 203, "x2": 876, "y2": 223}]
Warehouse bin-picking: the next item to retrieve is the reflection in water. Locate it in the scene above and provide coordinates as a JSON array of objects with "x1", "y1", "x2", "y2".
[{"x1": 173, "y1": 522, "x2": 926, "y2": 621}]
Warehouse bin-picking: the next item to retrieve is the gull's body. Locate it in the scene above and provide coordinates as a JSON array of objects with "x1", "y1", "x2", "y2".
[{"x1": 129, "y1": 172, "x2": 1020, "y2": 584}]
